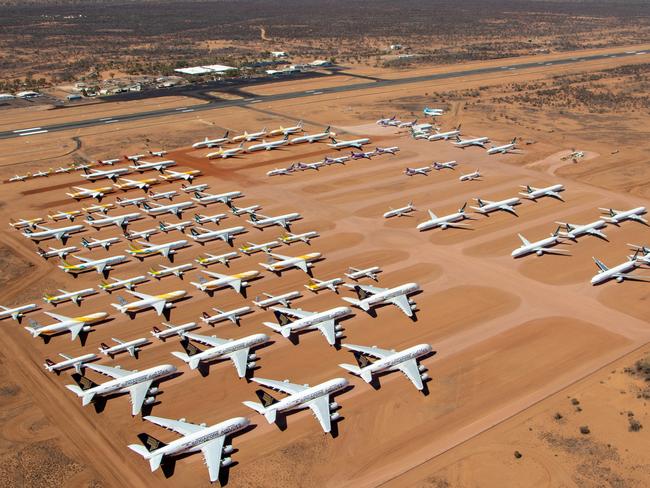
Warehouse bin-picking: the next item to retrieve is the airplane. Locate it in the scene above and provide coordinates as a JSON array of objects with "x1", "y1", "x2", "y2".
[
  {"x1": 384, "y1": 202, "x2": 416, "y2": 218},
  {"x1": 127, "y1": 239, "x2": 189, "y2": 261},
  {"x1": 149, "y1": 190, "x2": 178, "y2": 201},
  {"x1": 9, "y1": 217, "x2": 44, "y2": 229},
  {"x1": 295, "y1": 161, "x2": 324, "y2": 171},
  {"x1": 433, "y1": 161, "x2": 458, "y2": 171},
  {"x1": 85, "y1": 212, "x2": 143, "y2": 230},
  {"x1": 43, "y1": 288, "x2": 97, "y2": 306},
  {"x1": 97, "y1": 158, "x2": 121, "y2": 165},
  {"x1": 112, "y1": 289, "x2": 188, "y2": 318},
  {"x1": 289, "y1": 126, "x2": 336, "y2": 144},
  {"x1": 242, "y1": 376, "x2": 348, "y2": 433},
  {"x1": 556, "y1": 220, "x2": 608, "y2": 241},
  {"x1": 342, "y1": 282, "x2": 420, "y2": 317},
  {"x1": 181, "y1": 183, "x2": 209, "y2": 193},
  {"x1": 267, "y1": 167, "x2": 293, "y2": 177},
  {"x1": 345, "y1": 266, "x2": 382, "y2": 281},
  {"x1": 519, "y1": 184, "x2": 565, "y2": 202},
  {"x1": 417, "y1": 203, "x2": 472, "y2": 231},
  {"x1": 130, "y1": 159, "x2": 176, "y2": 173},
  {"x1": 81, "y1": 236, "x2": 121, "y2": 251},
  {"x1": 245, "y1": 136, "x2": 289, "y2": 152},
  {"x1": 128, "y1": 415, "x2": 249, "y2": 483},
  {"x1": 591, "y1": 256, "x2": 650, "y2": 285},
  {"x1": 44, "y1": 353, "x2": 98, "y2": 375},
  {"x1": 248, "y1": 212, "x2": 301, "y2": 230},
  {"x1": 349, "y1": 150, "x2": 374, "y2": 160},
  {"x1": 33, "y1": 169, "x2": 52, "y2": 178},
  {"x1": 125, "y1": 154, "x2": 145, "y2": 162},
  {"x1": 66, "y1": 362, "x2": 177, "y2": 415},
  {"x1": 339, "y1": 343, "x2": 432, "y2": 390},
  {"x1": 264, "y1": 305, "x2": 351, "y2": 345},
  {"x1": 322, "y1": 155, "x2": 350, "y2": 165},
  {"x1": 81, "y1": 166, "x2": 130, "y2": 182},
  {"x1": 23, "y1": 223, "x2": 84, "y2": 243},
  {"x1": 149, "y1": 150, "x2": 168, "y2": 158},
  {"x1": 259, "y1": 251, "x2": 321, "y2": 274},
  {"x1": 116, "y1": 196, "x2": 148, "y2": 207},
  {"x1": 230, "y1": 204, "x2": 260, "y2": 216},
  {"x1": 192, "y1": 190, "x2": 243, "y2": 206},
  {"x1": 278, "y1": 231, "x2": 319, "y2": 245},
  {"x1": 410, "y1": 128, "x2": 432, "y2": 140},
  {"x1": 196, "y1": 252, "x2": 239, "y2": 268},
  {"x1": 148, "y1": 263, "x2": 194, "y2": 280},
  {"x1": 9, "y1": 173, "x2": 31, "y2": 182},
  {"x1": 71, "y1": 162, "x2": 94, "y2": 171},
  {"x1": 511, "y1": 231, "x2": 570, "y2": 258},
  {"x1": 470, "y1": 197, "x2": 521, "y2": 216},
  {"x1": 82, "y1": 203, "x2": 115, "y2": 214},
  {"x1": 305, "y1": 277, "x2": 343, "y2": 293},
  {"x1": 459, "y1": 169, "x2": 482, "y2": 181},
  {"x1": 629, "y1": 244, "x2": 650, "y2": 264},
  {"x1": 99, "y1": 337, "x2": 151, "y2": 358},
  {"x1": 206, "y1": 142, "x2": 246, "y2": 159},
  {"x1": 423, "y1": 107, "x2": 444, "y2": 116},
  {"x1": 142, "y1": 200, "x2": 194, "y2": 218},
  {"x1": 561, "y1": 150, "x2": 585, "y2": 162},
  {"x1": 59, "y1": 254, "x2": 127, "y2": 275},
  {"x1": 191, "y1": 270, "x2": 261, "y2": 295},
  {"x1": 124, "y1": 228, "x2": 159, "y2": 241},
  {"x1": 600, "y1": 207, "x2": 647, "y2": 226},
  {"x1": 36, "y1": 245, "x2": 78, "y2": 260},
  {"x1": 373, "y1": 146, "x2": 400, "y2": 155},
  {"x1": 114, "y1": 177, "x2": 159, "y2": 192},
  {"x1": 55, "y1": 166, "x2": 74, "y2": 174},
  {"x1": 67, "y1": 185, "x2": 115, "y2": 201},
  {"x1": 151, "y1": 322, "x2": 199, "y2": 341},
  {"x1": 201, "y1": 307, "x2": 253, "y2": 326},
  {"x1": 188, "y1": 226, "x2": 247, "y2": 246},
  {"x1": 252, "y1": 291, "x2": 302, "y2": 309},
  {"x1": 240, "y1": 241, "x2": 282, "y2": 255},
  {"x1": 376, "y1": 115, "x2": 396, "y2": 126},
  {"x1": 158, "y1": 220, "x2": 192, "y2": 233},
  {"x1": 327, "y1": 136, "x2": 370, "y2": 150},
  {"x1": 25, "y1": 311, "x2": 109, "y2": 341},
  {"x1": 487, "y1": 137, "x2": 518, "y2": 155},
  {"x1": 98, "y1": 275, "x2": 148, "y2": 293},
  {"x1": 192, "y1": 131, "x2": 231, "y2": 148},
  {"x1": 48, "y1": 209, "x2": 83, "y2": 222},
  {"x1": 160, "y1": 169, "x2": 201, "y2": 182},
  {"x1": 453, "y1": 135, "x2": 490, "y2": 148},
  {"x1": 0, "y1": 303, "x2": 38, "y2": 322},
  {"x1": 172, "y1": 332, "x2": 269, "y2": 376},
  {"x1": 404, "y1": 165, "x2": 433, "y2": 176},
  {"x1": 268, "y1": 120, "x2": 304, "y2": 136},
  {"x1": 397, "y1": 119, "x2": 417, "y2": 128},
  {"x1": 232, "y1": 127, "x2": 267, "y2": 142},
  {"x1": 194, "y1": 212, "x2": 228, "y2": 225}
]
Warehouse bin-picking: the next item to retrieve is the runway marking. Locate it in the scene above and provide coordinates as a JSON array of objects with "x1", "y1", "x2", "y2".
[
  {"x1": 104, "y1": 120, "x2": 118, "y2": 124},
  {"x1": 249, "y1": 99, "x2": 262, "y2": 103},
  {"x1": 312, "y1": 91, "x2": 323, "y2": 95},
  {"x1": 18, "y1": 130, "x2": 48, "y2": 136},
  {"x1": 175, "y1": 107, "x2": 188, "y2": 111},
  {"x1": 181, "y1": 109, "x2": 194, "y2": 113},
  {"x1": 13, "y1": 127, "x2": 41, "y2": 133},
  {"x1": 99, "y1": 117, "x2": 113, "y2": 121}
]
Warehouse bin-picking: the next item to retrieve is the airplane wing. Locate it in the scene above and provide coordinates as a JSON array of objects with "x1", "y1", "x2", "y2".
[
  {"x1": 129, "y1": 380, "x2": 153, "y2": 416},
  {"x1": 396, "y1": 358, "x2": 424, "y2": 390},
  {"x1": 152, "y1": 299, "x2": 167, "y2": 316},
  {"x1": 127, "y1": 290, "x2": 154, "y2": 300},
  {"x1": 315, "y1": 320, "x2": 337, "y2": 345},
  {"x1": 43, "y1": 311, "x2": 71, "y2": 322},
  {"x1": 593, "y1": 257, "x2": 609, "y2": 272},
  {"x1": 631, "y1": 215, "x2": 649, "y2": 224},
  {"x1": 547, "y1": 191, "x2": 564, "y2": 201},
  {"x1": 356, "y1": 284, "x2": 386, "y2": 295},
  {"x1": 500, "y1": 205, "x2": 518, "y2": 216},
  {"x1": 184, "y1": 332, "x2": 228, "y2": 348},
  {"x1": 95, "y1": 261, "x2": 107, "y2": 273},
  {"x1": 201, "y1": 436, "x2": 227, "y2": 483},
  {"x1": 73, "y1": 255, "x2": 93, "y2": 263},
  {"x1": 306, "y1": 394, "x2": 332, "y2": 433},
  {"x1": 271, "y1": 306, "x2": 313, "y2": 319},
  {"x1": 229, "y1": 348, "x2": 250, "y2": 378},
  {"x1": 343, "y1": 344, "x2": 392, "y2": 359},
  {"x1": 295, "y1": 260, "x2": 309, "y2": 273},
  {"x1": 86, "y1": 363, "x2": 133, "y2": 379},
  {"x1": 268, "y1": 252, "x2": 291, "y2": 260},
  {"x1": 621, "y1": 273, "x2": 650, "y2": 282},
  {"x1": 253, "y1": 377, "x2": 307, "y2": 395},
  {"x1": 387, "y1": 294, "x2": 414, "y2": 317},
  {"x1": 145, "y1": 415, "x2": 204, "y2": 435},
  {"x1": 518, "y1": 234, "x2": 530, "y2": 246}
]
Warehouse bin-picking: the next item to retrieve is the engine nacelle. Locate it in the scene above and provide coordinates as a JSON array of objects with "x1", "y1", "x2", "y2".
[
  {"x1": 144, "y1": 396, "x2": 156, "y2": 405},
  {"x1": 335, "y1": 331, "x2": 344, "y2": 338},
  {"x1": 335, "y1": 325, "x2": 344, "y2": 331},
  {"x1": 536, "y1": 249, "x2": 544, "y2": 256},
  {"x1": 165, "y1": 303, "x2": 173, "y2": 308},
  {"x1": 248, "y1": 353, "x2": 257, "y2": 361},
  {"x1": 221, "y1": 457, "x2": 233, "y2": 467},
  {"x1": 329, "y1": 402, "x2": 339, "y2": 410},
  {"x1": 418, "y1": 365, "x2": 427, "y2": 372},
  {"x1": 420, "y1": 373, "x2": 429, "y2": 381},
  {"x1": 330, "y1": 412, "x2": 341, "y2": 421},
  {"x1": 148, "y1": 387, "x2": 159, "y2": 395},
  {"x1": 616, "y1": 276, "x2": 624, "y2": 283},
  {"x1": 247, "y1": 361, "x2": 256, "y2": 369},
  {"x1": 223, "y1": 445, "x2": 234, "y2": 455},
  {"x1": 82, "y1": 325, "x2": 92, "y2": 332}
]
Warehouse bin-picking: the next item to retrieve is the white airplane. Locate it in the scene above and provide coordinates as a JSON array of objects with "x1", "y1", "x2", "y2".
[
  {"x1": 511, "y1": 231, "x2": 569, "y2": 258},
  {"x1": 260, "y1": 251, "x2": 321, "y2": 274},
  {"x1": 230, "y1": 204, "x2": 261, "y2": 216},
  {"x1": 127, "y1": 239, "x2": 188, "y2": 261},
  {"x1": 232, "y1": 127, "x2": 268, "y2": 142},
  {"x1": 82, "y1": 203, "x2": 115, "y2": 214},
  {"x1": 130, "y1": 159, "x2": 176, "y2": 173},
  {"x1": 246, "y1": 136, "x2": 289, "y2": 152},
  {"x1": 189, "y1": 225, "x2": 247, "y2": 246},
  {"x1": 339, "y1": 343, "x2": 432, "y2": 390},
  {"x1": 289, "y1": 126, "x2": 335, "y2": 144},
  {"x1": 85, "y1": 212, "x2": 143, "y2": 230},
  {"x1": 48, "y1": 209, "x2": 83, "y2": 222},
  {"x1": 345, "y1": 266, "x2": 381, "y2": 281},
  {"x1": 99, "y1": 337, "x2": 151, "y2": 358},
  {"x1": 296, "y1": 161, "x2": 324, "y2": 171},
  {"x1": 384, "y1": 202, "x2": 416, "y2": 218},
  {"x1": 264, "y1": 306, "x2": 351, "y2": 345},
  {"x1": 149, "y1": 190, "x2": 178, "y2": 201},
  {"x1": 267, "y1": 167, "x2": 292, "y2": 177},
  {"x1": 125, "y1": 154, "x2": 145, "y2": 162},
  {"x1": 600, "y1": 207, "x2": 647, "y2": 226},
  {"x1": 98, "y1": 158, "x2": 121, "y2": 165},
  {"x1": 427, "y1": 125, "x2": 461, "y2": 141},
  {"x1": 248, "y1": 212, "x2": 301, "y2": 230},
  {"x1": 116, "y1": 196, "x2": 148, "y2": 207},
  {"x1": 172, "y1": 332, "x2": 269, "y2": 376},
  {"x1": 149, "y1": 150, "x2": 168, "y2": 158},
  {"x1": 66, "y1": 185, "x2": 115, "y2": 201},
  {"x1": 423, "y1": 107, "x2": 444, "y2": 116},
  {"x1": 9, "y1": 173, "x2": 30, "y2": 182},
  {"x1": 44, "y1": 353, "x2": 98, "y2": 375},
  {"x1": 240, "y1": 241, "x2": 281, "y2": 255},
  {"x1": 629, "y1": 244, "x2": 650, "y2": 264},
  {"x1": 22, "y1": 223, "x2": 84, "y2": 243},
  {"x1": 158, "y1": 220, "x2": 192, "y2": 233},
  {"x1": 322, "y1": 155, "x2": 350, "y2": 165},
  {"x1": 201, "y1": 307, "x2": 253, "y2": 326},
  {"x1": 43, "y1": 288, "x2": 97, "y2": 306},
  {"x1": 25, "y1": 311, "x2": 108, "y2": 341},
  {"x1": 36, "y1": 245, "x2": 78, "y2": 260},
  {"x1": 471, "y1": 197, "x2": 521, "y2": 216},
  {"x1": 0, "y1": 303, "x2": 38, "y2": 322},
  {"x1": 269, "y1": 121, "x2": 304, "y2": 136},
  {"x1": 192, "y1": 190, "x2": 243, "y2": 206},
  {"x1": 487, "y1": 138, "x2": 517, "y2": 155},
  {"x1": 98, "y1": 275, "x2": 148, "y2": 293},
  {"x1": 206, "y1": 142, "x2": 246, "y2": 159},
  {"x1": 374, "y1": 146, "x2": 400, "y2": 155},
  {"x1": 148, "y1": 263, "x2": 194, "y2": 280},
  {"x1": 305, "y1": 277, "x2": 343, "y2": 293},
  {"x1": 112, "y1": 289, "x2": 187, "y2": 318},
  {"x1": 194, "y1": 213, "x2": 228, "y2": 225},
  {"x1": 519, "y1": 184, "x2": 565, "y2": 202},
  {"x1": 417, "y1": 203, "x2": 472, "y2": 231},
  {"x1": 81, "y1": 236, "x2": 121, "y2": 252},
  {"x1": 278, "y1": 231, "x2": 319, "y2": 245},
  {"x1": 59, "y1": 254, "x2": 126, "y2": 275},
  {"x1": 328, "y1": 136, "x2": 370, "y2": 150},
  {"x1": 9, "y1": 217, "x2": 44, "y2": 229},
  {"x1": 33, "y1": 169, "x2": 52, "y2": 178},
  {"x1": 66, "y1": 362, "x2": 177, "y2": 415},
  {"x1": 182, "y1": 183, "x2": 209, "y2": 193},
  {"x1": 404, "y1": 165, "x2": 432, "y2": 176},
  {"x1": 128, "y1": 415, "x2": 249, "y2": 483},
  {"x1": 376, "y1": 115, "x2": 396, "y2": 126},
  {"x1": 459, "y1": 169, "x2": 482, "y2": 182},
  {"x1": 160, "y1": 169, "x2": 201, "y2": 182},
  {"x1": 591, "y1": 256, "x2": 650, "y2": 285},
  {"x1": 81, "y1": 166, "x2": 130, "y2": 182},
  {"x1": 556, "y1": 220, "x2": 608, "y2": 241},
  {"x1": 343, "y1": 282, "x2": 420, "y2": 317},
  {"x1": 141, "y1": 200, "x2": 194, "y2": 218},
  {"x1": 397, "y1": 119, "x2": 417, "y2": 128},
  {"x1": 151, "y1": 322, "x2": 199, "y2": 341},
  {"x1": 453, "y1": 135, "x2": 490, "y2": 148},
  {"x1": 196, "y1": 252, "x2": 239, "y2": 268},
  {"x1": 55, "y1": 166, "x2": 73, "y2": 174},
  {"x1": 242, "y1": 376, "x2": 347, "y2": 433},
  {"x1": 433, "y1": 161, "x2": 458, "y2": 171},
  {"x1": 192, "y1": 131, "x2": 230, "y2": 148},
  {"x1": 252, "y1": 291, "x2": 301, "y2": 309},
  {"x1": 114, "y1": 177, "x2": 159, "y2": 192},
  {"x1": 191, "y1": 269, "x2": 260, "y2": 294},
  {"x1": 124, "y1": 227, "x2": 159, "y2": 241}
]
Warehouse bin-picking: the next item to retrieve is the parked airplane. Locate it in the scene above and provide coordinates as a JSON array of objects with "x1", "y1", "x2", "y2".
[
  {"x1": 116, "y1": 196, "x2": 147, "y2": 207},
  {"x1": 453, "y1": 135, "x2": 490, "y2": 148},
  {"x1": 98, "y1": 158, "x2": 121, "y2": 165},
  {"x1": 112, "y1": 289, "x2": 187, "y2": 318},
  {"x1": 151, "y1": 322, "x2": 199, "y2": 341},
  {"x1": 160, "y1": 169, "x2": 201, "y2": 182},
  {"x1": 427, "y1": 125, "x2": 461, "y2": 141},
  {"x1": 189, "y1": 226, "x2": 247, "y2": 246},
  {"x1": 487, "y1": 137, "x2": 517, "y2": 155},
  {"x1": 264, "y1": 306, "x2": 351, "y2": 345},
  {"x1": 243, "y1": 376, "x2": 347, "y2": 433},
  {"x1": 98, "y1": 275, "x2": 148, "y2": 293},
  {"x1": 158, "y1": 220, "x2": 192, "y2": 233},
  {"x1": 471, "y1": 197, "x2": 521, "y2": 216},
  {"x1": 345, "y1": 266, "x2": 381, "y2": 281},
  {"x1": 25, "y1": 311, "x2": 108, "y2": 341},
  {"x1": 141, "y1": 201, "x2": 194, "y2": 218},
  {"x1": 376, "y1": 115, "x2": 396, "y2": 126},
  {"x1": 194, "y1": 212, "x2": 228, "y2": 225},
  {"x1": 99, "y1": 337, "x2": 150, "y2": 358},
  {"x1": 423, "y1": 107, "x2": 444, "y2": 116},
  {"x1": 374, "y1": 146, "x2": 400, "y2": 155},
  {"x1": 252, "y1": 291, "x2": 301, "y2": 309},
  {"x1": 206, "y1": 142, "x2": 246, "y2": 159},
  {"x1": 305, "y1": 278, "x2": 343, "y2": 293},
  {"x1": 33, "y1": 169, "x2": 52, "y2": 178},
  {"x1": 86, "y1": 212, "x2": 143, "y2": 230},
  {"x1": 556, "y1": 220, "x2": 608, "y2": 241},
  {"x1": 459, "y1": 169, "x2": 482, "y2": 182},
  {"x1": 196, "y1": 252, "x2": 239, "y2": 268},
  {"x1": 328, "y1": 136, "x2": 370, "y2": 150},
  {"x1": 10, "y1": 217, "x2": 44, "y2": 229},
  {"x1": 125, "y1": 154, "x2": 145, "y2": 162},
  {"x1": 433, "y1": 161, "x2": 458, "y2": 171},
  {"x1": 81, "y1": 166, "x2": 130, "y2": 182},
  {"x1": 322, "y1": 155, "x2": 350, "y2": 165},
  {"x1": 290, "y1": 126, "x2": 335, "y2": 144},
  {"x1": 127, "y1": 239, "x2": 188, "y2": 261},
  {"x1": 48, "y1": 209, "x2": 83, "y2": 222},
  {"x1": 267, "y1": 167, "x2": 293, "y2": 177},
  {"x1": 268, "y1": 121, "x2": 303, "y2": 136},
  {"x1": 591, "y1": 256, "x2": 650, "y2": 285},
  {"x1": 201, "y1": 306, "x2": 253, "y2": 326},
  {"x1": 278, "y1": 231, "x2": 319, "y2": 245},
  {"x1": 36, "y1": 245, "x2": 78, "y2": 260},
  {"x1": 182, "y1": 183, "x2": 209, "y2": 193},
  {"x1": 260, "y1": 251, "x2": 321, "y2": 274},
  {"x1": 23, "y1": 223, "x2": 84, "y2": 243},
  {"x1": 600, "y1": 207, "x2": 647, "y2": 226},
  {"x1": 248, "y1": 212, "x2": 301, "y2": 230},
  {"x1": 60, "y1": 254, "x2": 126, "y2": 275},
  {"x1": 240, "y1": 241, "x2": 281, "y2": 255},
  {"x1": 232, "y1": 127, "x2": 268, "y2": 142},
  {"x1": 192, "y1": 190, "x2": 243, "y2": 206},
  {"x1": 511, "y1": 231, "x2": 569, "y2": 258},
  {"x1": 192, "y1": 131, "x2": 230, "y2": 148},
  {"x1": 149, "y1": 190, "x2": 178, "y2": 201},
  {"x1": 148, "y1": 263, "x2": 194, "y2": 280},
  {"x1": 82, "y1": 203, "x2": 115, "y2": 214},
  {"x1": 404, "y1": 165, "x2": 433, "y2": 176},
  {"x1": 44, "y1": 353, "x2": 98, "y2": 375},
  {"x1": 384, "y1": 202, "x2": 416, "y2": 218},
  {"x1": 114, "y1": 177, "x2": 159, "y2": 192},
  {"x1": 339, "y1": 343, "x2": 432, "y2": 390},
  {"x1": 9, "y1": 173, "x2": 30, "y2": 182},
  {"x1": 417, "y1": 203, "x2": 472, "y2": 231},
  {"x1": 519, "y1": 184, "x2": 565, "y2": 202},
  {"x1": 149, "y1": 150, "x2": 167, "y2": 158},
  {"x1": 130, "y1": 159, "x2": 176, "y2": 173},
  {"x1": 230, "y1": 204, "x2": 261, "y2": 216},
  {"x1": 246, "y1": 136, "x2": 289, "y2": 152},
  {"x1": 349, "y1": 150, "x2": 374, "y2": 160},
  {"x1": 0, "y1": 303, "x2": 38, "y2": 322},
  {"x1": 343, "y1": 282, "x2": 420, "y2": 317},
  {"x1": 66, "y1": 185, "x2": 115, "y2": 201},
  {"x1": 124, "y1": 228, "x2": 159, "y2": 242},
  {"x1": 43, "y1": 287, "x2": 97, "y2": 306},
  {"x1": 191, "y1": 270, "x2": 260, "y2": 295}
]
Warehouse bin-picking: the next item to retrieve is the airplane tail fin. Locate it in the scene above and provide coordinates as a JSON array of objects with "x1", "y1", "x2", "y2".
[
  {"x1": 255, "y1": 389, "x2": 278, "y2": 408},
  {"x1": 341, "y1": 296, "x2": 369, "y2": 311}
]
